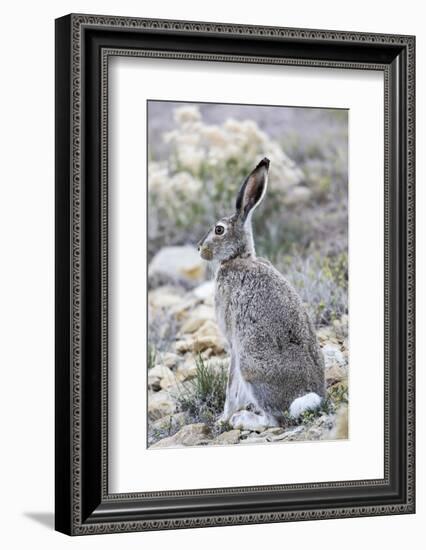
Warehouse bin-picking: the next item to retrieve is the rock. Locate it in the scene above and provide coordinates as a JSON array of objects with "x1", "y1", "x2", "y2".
[
  {"x1": 150, "y1": 423, "x2": 212, "y2": 448},
  {"x1": 148, "y1": 246, "x2": 206, "y2": 286},
  {"x1": 306, "y1": 427, "x2": 322, "y2": 439},
  {"x1": 180, "y1": 306, "x2": 216, "y2": 335},
  {"x1": 210, "y1": 430, "x2": 241, "y2": 445},
  {"x1": 323, "y1": 341, "x2": 347, "y2": 387},
  {"x1": 231, "y1": 417, "x2": 266, "y2": 433},
  {"x1": 193, "y1": 335, "x2": 225, "y2": 354},
  {"x1": 168, "y1": 297, "x2": 199, "y2": 320},
  {"x1": 147, "y1": 365, "x2": 177, "y2": 390},
  {"x1": 148, "y1": 390, "x2": 176, "y2": 420},
  {"x1": 149, "y1": 364, "x2": 172, "y2": 379},
  {"x1": 192, "y1": 280, "x2": 215, "y2": 301},
  {"x1": 161, "y1": 352, "x2": 181, "y2": 369},
  {"x1": 160, "y1": 370, "x2": 178, "y2": 390},
  {"x1": 169, "y1": 379, "x2": 195, "y2": 402},
  {"x1": 148, "y1": 375, "x2": 161, "y2": 392},
  {"x1": 148, "y1": 287, "x2": 185, "y2": 310},
  {"x1": 241, "y1": 428, "x2": 283, "y2": 443},
  {"x1": 325, "y1": 365, "x2": 346, "y2": 386},
  {"x1": 180, "y1": 317, "x2": 206, "y2": 335},
  {"x1": 264, "y1": 427, "x2": 285, "y2": 437},
  {"x1": 333, "y1": 405, "x2": 349, "y2": 439},
  {"x1": 270, "y1": 426, "x2": 305, "y2": 441},
  {"x1": 176, "y1": 359, "x2": 198, "y2": 382},
  {"x1": 322, "y1": 343, "x2": 346, "y2": 368},
  {"x1": 194, "y1": 319, "x2": 220, "y2": 338},
  {"x1": 175, "y1": 334, "x2": 225, "y2": 355},
  {"x1": 175, "y1": 339, "x2": 193, "y2": 354},
  {"x1": 316, "y1": 326, "x2": 334, "y2": 343},
  {"x1": 150, "y1": 412, "x2": 187, "y2": 433}
]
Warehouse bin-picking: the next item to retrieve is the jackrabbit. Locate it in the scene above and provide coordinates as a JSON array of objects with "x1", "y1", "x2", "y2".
[{"x1": 197, "y1": 158, "x2": 325, "y2": 431}]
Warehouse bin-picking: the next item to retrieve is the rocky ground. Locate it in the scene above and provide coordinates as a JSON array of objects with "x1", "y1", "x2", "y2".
[{"x1": 147, "y1": 245, "x2": 349, "y2": 449}]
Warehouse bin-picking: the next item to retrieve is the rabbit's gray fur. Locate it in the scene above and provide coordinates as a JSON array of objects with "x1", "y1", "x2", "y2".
[{"x1": 198, "y1": 158, "x2": 325, "y2": 429}]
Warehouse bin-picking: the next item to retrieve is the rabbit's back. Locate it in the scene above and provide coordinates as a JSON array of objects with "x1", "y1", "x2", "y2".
[
  {"x1": 216, "y1": 257, "x2": 311, "y2": 341},
  {"x1": 215, "y1": 257, "x2": 325, "y2": 416}
]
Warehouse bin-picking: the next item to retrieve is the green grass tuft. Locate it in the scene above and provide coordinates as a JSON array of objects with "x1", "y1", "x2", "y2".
[
  {"x1": 147, "y1": 344, "x2": 157, "y2": 370},
  {"x1": 175, "y1": 354, "x2": 228, "y2": 425}
]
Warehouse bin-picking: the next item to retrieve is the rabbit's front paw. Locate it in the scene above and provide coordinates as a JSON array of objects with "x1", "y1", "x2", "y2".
[{"x1": 215, "y1": 412, "x2": 231, "y2": 426}]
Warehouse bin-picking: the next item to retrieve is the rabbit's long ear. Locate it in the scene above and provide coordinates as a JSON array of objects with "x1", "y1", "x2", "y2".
[{"x1": 235, "y1": 157, "x2": 270, "y2": 223}]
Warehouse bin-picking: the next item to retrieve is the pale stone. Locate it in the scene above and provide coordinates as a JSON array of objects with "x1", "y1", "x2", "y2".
[
  {"x1": 180, "y1": 316, "x2": 206, "y2": 335},
  {"x1": 149, "y1": 364, "x2": 173, "y2": 379},
  {"x1": 316, "y1": 327, "x2": 333, "y2": 343},
  {"x1": 175, "y1": 339, "x2": 193, "y2": 354},
  {"x1": 148, "y1": 390, "x2": 176, "y2": 420},
  {"x1": 325, "y1": 365, "x2": 346, "y2": 386},
  {"x1": 159, "y1": 369, "x2": 178, "y2": 390},
  {"x1": 210, "y1": 430, "x2": 241, "y2": 445},
  {"x1": 161, "y1": 352, "x2": 181, "y2": 369},
  {"x1": 168, "y1": 297, "x2": 199, "y2": 320},
  {"x1": 306, "y1": 427, "x2": 322, "y2": 439},
  {"x1": 150, "y1": 412, "x2": 187, "y2": 433},
  {"x1": 150, "y1": 423, "x2": 212, "y2": 448},
  {"x1": 264, "y1": 427, "x2": 285, "y2": 436},
  {"x1": 148, "y1": 364, "x2": 174, "y2": 391},
  {"x1": 192, "y1": 335, "x2": 225, "y2": 354},
  {"x1": 176, "y1": 360, "x2": 198, "y2": 382},
  {"x1": 193, "y1": 319, "x2": 220, "y2": 338},
  {"x1": 270, "y1": 426, "x2": 304, "y2": 441},
  {"x1": 148, "y1": 378, "x2": 161, "y2": 391},
  {"x1": 191, "y1": 304, "x2": 216, "y2": 322},
  {"x1": 175, "y1": 334, "x2": 225, "y2": 355},
  {"x1": 148, "y1": 246, "x2": 206, "y2": 285},
  {"x1": 180, "y1": 307, "x2": 216, "y2": 335},
  {"x1": 148, "y1": 287, "x2": 184, "y2": 310},
  {"x1": 322, "y1": 343, "x2": 346, "y2": 368}
]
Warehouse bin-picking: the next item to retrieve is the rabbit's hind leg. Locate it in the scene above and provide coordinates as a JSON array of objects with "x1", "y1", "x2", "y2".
[
  {"x1": 289, "y1": 392, "x2": 322, "y2": 419},
  {"x1": 229, "y1": 409, "x2": 279, "y2": 431},
  {"x1": 218, "y1": 350, "x2": 258, "y2": 423}
]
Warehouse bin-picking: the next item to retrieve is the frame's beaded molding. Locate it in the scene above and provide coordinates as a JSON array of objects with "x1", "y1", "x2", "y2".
[{"x1": 65, "y1": 14, "x2": 415, "y2": 535}]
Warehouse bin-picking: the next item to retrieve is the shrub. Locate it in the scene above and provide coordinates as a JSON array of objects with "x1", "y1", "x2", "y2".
[
  {"x1": 148, "y1": 306, "x2": 179, "y2": 354},
  {"x1": 147, "y1": 344, "x2": 156, "y2": 370},
  {"x1": 148, "y1": 106, "x2": 305, "y2": 260},
  {"x1": 276, "y1": 251, "x2": 348, "y2": 327}
]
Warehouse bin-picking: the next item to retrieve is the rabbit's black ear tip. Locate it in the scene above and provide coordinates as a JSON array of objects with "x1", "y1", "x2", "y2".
[{"x1": 257, "y1": 157, "x2": 270, "y2": 169}]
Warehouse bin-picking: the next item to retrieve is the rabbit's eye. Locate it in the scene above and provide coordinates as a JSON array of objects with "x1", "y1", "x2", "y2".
[{"x1": 215, "y1": 225, "x2": 225, "y2": 236}]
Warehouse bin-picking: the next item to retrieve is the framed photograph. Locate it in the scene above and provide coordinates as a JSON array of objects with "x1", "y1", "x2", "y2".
[{"x1": 55, "y1": 14, "x2": 415, "y2": 535}]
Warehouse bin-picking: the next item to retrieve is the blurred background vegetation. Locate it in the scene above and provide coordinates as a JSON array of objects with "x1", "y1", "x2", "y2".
[{"x1": 148, "y1": 101, "x2": 348, "y2": 328}]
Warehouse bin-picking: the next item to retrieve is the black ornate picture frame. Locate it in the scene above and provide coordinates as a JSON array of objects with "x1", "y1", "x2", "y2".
[{"x1": 55, "y1": 13, "x2": 415, "y2": 535}]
